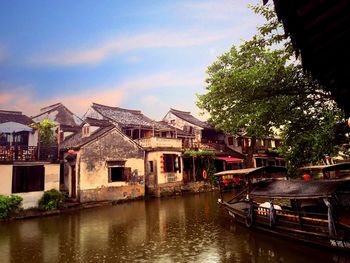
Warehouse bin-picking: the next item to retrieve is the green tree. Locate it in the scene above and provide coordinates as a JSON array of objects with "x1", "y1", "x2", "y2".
[
  {"x1": 31, "y1": 119, "x2": 56, "y2": 146},
  {"x1": 197, "y1": 4, "x2": 347, "y2": 171}
]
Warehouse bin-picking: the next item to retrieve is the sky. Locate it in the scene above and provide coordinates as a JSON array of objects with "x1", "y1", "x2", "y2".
[{"x1": 0, "y1": 0, "x2": 264, "y2": 121}]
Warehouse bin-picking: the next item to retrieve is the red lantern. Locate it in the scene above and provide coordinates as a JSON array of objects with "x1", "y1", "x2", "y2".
[
  {"x1": 303, "y1": 173, "x2": 311, "y2": 181},
  {"x1": 233, "y1": 177, "x2": 241, "y2": 184},
  {"x1": 223, "y1": 179, "x2": 229, "y2": 185},
  {"x1": 67, "y1": 149, "x2": 75, "y2": 154}
]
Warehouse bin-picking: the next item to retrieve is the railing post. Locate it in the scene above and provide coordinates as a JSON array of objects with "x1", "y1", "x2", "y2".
[{"x1": 14, "y1": 145, "x2": 19, "y2": 160}]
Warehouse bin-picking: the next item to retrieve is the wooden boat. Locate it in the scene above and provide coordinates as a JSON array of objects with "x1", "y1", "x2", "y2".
[
  {"x1": 299, "y1": 162, "x2": 350, "y2": 180},
  {"x1": 215, "y1": 167, "x2": 350, "y2": 251},
  {"x1": 214, "y1": 166, "x2": 288, "y2": 190}
]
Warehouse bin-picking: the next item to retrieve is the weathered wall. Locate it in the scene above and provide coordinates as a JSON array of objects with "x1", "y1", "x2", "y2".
[
  {"x1": 77, "y1": 129, "x2": 145, "y2": 201},
  {"x1": 0, "y1": 165, "x2": 13, "y2": 195},
  {"x1": 0, "y1": 163, "x2": 60, "y2": 209},
  {"x1": 163, "y1": 112, "x2": 202, "y2": 142},
  {"x1": 157, "y1": 151, "x2": 183, "y2": 184},
  {"x1": 144, "y1": 151, "x2": 183, "y2": 196},
  {"x1": 79, "y1": 185, "x2": 144, "y2": 202},
  {"x1": 44, "y1": 164, "x2": 60, "y2": 191},
  {"x1": 148, "y1": 181, "x2": 216, "y2": 197}
]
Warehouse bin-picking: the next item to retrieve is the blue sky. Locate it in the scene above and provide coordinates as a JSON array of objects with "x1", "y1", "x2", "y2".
[{"x1": 0, "y1": 0, "x2": 264, "y2": 120}]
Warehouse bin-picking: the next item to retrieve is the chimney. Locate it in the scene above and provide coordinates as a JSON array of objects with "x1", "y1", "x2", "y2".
[{"x1": 82, "y1": 123, "x2": 91, "y2": 138}]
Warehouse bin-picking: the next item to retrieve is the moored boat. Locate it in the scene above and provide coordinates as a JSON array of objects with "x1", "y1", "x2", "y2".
[
  {"x1": 299, "y1": 162, "x2": 350, "y2": 180},
  {"x1": 216, "y1": 167, "x2": 350, "y2": 251}
]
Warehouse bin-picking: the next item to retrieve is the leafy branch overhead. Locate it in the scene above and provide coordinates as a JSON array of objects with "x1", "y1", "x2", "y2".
[{"x1": 197, "y1": 3, "x2": 348, "y2": 169}]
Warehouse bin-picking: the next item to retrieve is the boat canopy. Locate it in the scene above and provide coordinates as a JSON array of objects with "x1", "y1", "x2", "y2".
[
  {"x1": 250, "y1": 179, "x2": 350, "y2": 199},
  {"x1": 214, "y1": 166, "x2": 287, "y2": 177},
  {"x1": 299, "y1": 162, "x2": 350, "y2": 172}
]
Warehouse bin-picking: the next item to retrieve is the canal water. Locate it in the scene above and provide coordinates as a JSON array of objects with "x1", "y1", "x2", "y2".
[{"x1": 0, "y1": 192, "x2": 348, "y2": 263}]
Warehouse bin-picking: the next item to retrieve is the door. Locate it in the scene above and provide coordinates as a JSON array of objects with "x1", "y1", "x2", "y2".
[{"x1": 71, "y1": 165, "x2": 76, "y2": 198}]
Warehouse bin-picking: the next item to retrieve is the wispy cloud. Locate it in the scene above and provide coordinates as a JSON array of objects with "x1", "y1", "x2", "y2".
[
  {"x1": 0, "y1": 70, "x2": 204, "y2": 118},
  {"x1": 28, "y1": 28, "x2": 243, "y2": 66}
]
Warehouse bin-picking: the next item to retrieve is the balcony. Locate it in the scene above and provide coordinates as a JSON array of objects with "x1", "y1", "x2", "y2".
[
  {"x1": 135, "y1": 137, "x2": 182, "y2": 150},
  {"x1": 199, "y1": 142, "x2": 226, "y2": 152},
  {"x1": 0, "y1": 145, "x2": 58, "y2": 162}
]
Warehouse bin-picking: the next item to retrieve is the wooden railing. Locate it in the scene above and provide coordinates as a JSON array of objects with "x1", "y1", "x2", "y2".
[
  {"x1": 0, "y1": 145, "x2": 58, "y2": 162},
  {"x1": 136, "y1": 137, "x2": 182, "y2": 149}
]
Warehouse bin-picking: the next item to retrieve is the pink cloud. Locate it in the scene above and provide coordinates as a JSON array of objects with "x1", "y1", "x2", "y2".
[
  {"x1": 0, "y1": 70, "x2": 204, "y2": 118},
  {"x1": 0, "y1": 84, "x2": 125, "y2": 117}
]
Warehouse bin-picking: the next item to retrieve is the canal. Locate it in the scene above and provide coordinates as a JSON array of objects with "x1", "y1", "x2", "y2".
[{"x1": 0, "y1": 192, "x2": 348, "y2": 263}]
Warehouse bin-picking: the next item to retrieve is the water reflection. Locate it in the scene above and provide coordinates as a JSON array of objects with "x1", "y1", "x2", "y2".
[{"x1": 0, "y1": 192, "x2": 349, "y2": 263}]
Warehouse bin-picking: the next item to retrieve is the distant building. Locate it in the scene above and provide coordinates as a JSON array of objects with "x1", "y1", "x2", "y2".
[
  {"x1": 163, "y1": 108, "x2": 245, "y2": 182},
  {"x1": 82, "y1": 103, "x2": 184, "y2": 197},
  {"x1": 60, "y1": 123, "x2": 145, "y2": 202},
  {"x1": 0, "y1": 110, "x2": 59, "y2": 208},
  {"x1": 32, "y1": 102, "x2": 82, "y2": 141}
]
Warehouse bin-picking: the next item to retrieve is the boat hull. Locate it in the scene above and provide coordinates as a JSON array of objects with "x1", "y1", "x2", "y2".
[{"x1": 220, "y1": 200, "x2": 350, "y2": 252}]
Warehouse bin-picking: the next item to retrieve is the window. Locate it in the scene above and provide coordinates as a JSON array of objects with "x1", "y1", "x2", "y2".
[
  {"x1": 0, "y1": 133, "x2": 10, "y2": 146},
  {"x1": 12, "y1": 165, "x2": 45, "y2": 193},
  {"x1": 110, "y1": 167, "x2": 124, "y2": 182},
  {"x1": 107, "y1": 160, "x2": 131, "y2": 182},
  {"x1": 163, "y1": 154, "x2": 181, "y2": 173},
  {"x1": 124, "y1": 129, "x2": 132, "y2": 137},
  {"x1": 82, "y1": 124, "x2": 90, "y2": 137},
  {"x1": 13, "y1": 131, "x2": 29, "y2": 146}
]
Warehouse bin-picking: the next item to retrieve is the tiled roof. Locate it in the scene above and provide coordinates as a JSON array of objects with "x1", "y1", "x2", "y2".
[
  {"x1": 60, "y1": 126, "x2": 114, "y2": 150},
  {"x1": 0, "y1": 110, "x2": 33, "y2": 125},
  {"x1": 169, "y1": 108, "x2": 212, "y2": 129},
  {"x1": 91, "y1": 103, "x2": 170, "y2": 130},
  {"x1": 84, "y1": 117, "x2": 113, "y2": 127},
  {"x1": 32, "y1": 103, "x2": 82, "y2": 127}
]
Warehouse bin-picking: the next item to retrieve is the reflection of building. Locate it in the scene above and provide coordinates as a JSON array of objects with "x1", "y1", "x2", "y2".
[{"x1": 0, "y1": 110, "x2": 60, "y2": 208}]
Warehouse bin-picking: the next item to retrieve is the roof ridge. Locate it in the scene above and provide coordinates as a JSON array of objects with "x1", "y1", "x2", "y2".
[
  {"x1": 170, "y1": 108, "x2": 191, "y2": 114},
  {"x1": 0, "y1": 110, "x2": 23, "y2": 115},
  {"x1": 92, "y1": 102, "x2": 142, "y2": 114},
  {"x1": 40, "y1": 102, "x2": 62, "y2": 112},
  {"x1": 31, "y1": 103, "x2": 83, "y2": 124}
]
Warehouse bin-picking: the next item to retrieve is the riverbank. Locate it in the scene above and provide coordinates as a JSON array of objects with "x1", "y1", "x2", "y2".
[{"x1": 1, "y1": 181, "x2": 218, "y2": 222}]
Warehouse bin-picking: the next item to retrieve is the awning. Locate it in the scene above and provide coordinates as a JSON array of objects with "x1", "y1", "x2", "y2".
[
  {"x1": 214, "y1": 166, "x2": 288, "y2": 177},
  {"x1": 0, "y1": 122, "x2": 33, "y2": 133},
  {"x1": 250, "y1": 179, "x2": 350, "y2": 199},
  {"x1": 216, "y1": 157, "x2": 243, "y2": 163}
]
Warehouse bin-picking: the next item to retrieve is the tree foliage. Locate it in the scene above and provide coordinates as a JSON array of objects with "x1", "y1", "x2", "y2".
[
  {"x1": 31, "y1": 119, "x2": 56, "y2": 146},
  {"x1": 197, "y1": 4, "x2": 348, "y2": 170}
]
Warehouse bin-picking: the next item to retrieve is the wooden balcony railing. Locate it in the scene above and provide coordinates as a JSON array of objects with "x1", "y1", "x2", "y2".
[
  {"x1": 0, "y1": 145, "x2": 58, "y2": 162},
  {"x1": 135, "y1": 137, "x2": 182, "y2": 149}
]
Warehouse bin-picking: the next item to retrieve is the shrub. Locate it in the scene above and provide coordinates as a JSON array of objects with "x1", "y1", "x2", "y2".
[
  {"x1": 38, "y1": 189, "x2": 66, "y2": 211},
  {"x1": 0, "y1": 195, "x2": 23, "y2": 219}
]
